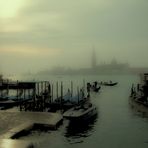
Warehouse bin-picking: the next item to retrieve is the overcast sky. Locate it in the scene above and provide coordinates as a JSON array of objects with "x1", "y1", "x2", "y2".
[{"x1": 0, "y1": 0, "x2": 148, "y2": 74}]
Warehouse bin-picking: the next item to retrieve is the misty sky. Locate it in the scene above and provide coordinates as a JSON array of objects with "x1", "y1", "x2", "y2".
[{"x1": 0, "y1": 0, "x2": 148, "y2": 74}]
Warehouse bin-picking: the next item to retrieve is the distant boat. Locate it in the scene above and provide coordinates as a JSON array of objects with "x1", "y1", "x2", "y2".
[
  {"x1": 93, "y1": 86, "x2": 101, "y2": 92},
  {"x1": 98, "y1": 82, "x2": 118, "y2": 86},
  {"x1": 103, "y1": 82, "x2": 118, "y2": 86},
  {"x1": 63, "y1": 102, "x2": 97, "y2": 121},
  {"x1": 87, "y1": 82, "x2": 101, "y2": 93}
]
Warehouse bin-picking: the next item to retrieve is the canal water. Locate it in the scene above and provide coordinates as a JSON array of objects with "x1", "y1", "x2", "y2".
[{"x1": 0, "y1": 74, "x2": 148, "y2": 148}]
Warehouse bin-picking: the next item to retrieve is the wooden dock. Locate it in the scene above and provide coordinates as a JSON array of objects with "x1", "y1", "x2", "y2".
[
  {"x1": 1, "y1": 112, "x2": 63, "y2": 140},
  {"x1": 129, "y1": 96, "x2": 148, "y2": 117}
]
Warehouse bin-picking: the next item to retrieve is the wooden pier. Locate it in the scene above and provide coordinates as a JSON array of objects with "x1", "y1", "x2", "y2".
[
  {"x1": 0, "y1": 79, "x2": 88, "y2": 113},
  {"x1": 0, "y1": 80, "x2": 52, "y2": 111},
  {"x1": 1, "y1": 112, "x2": 63, "y2": 139}
]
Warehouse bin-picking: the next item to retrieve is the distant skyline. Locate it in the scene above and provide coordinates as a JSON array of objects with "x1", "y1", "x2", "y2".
[{"x1": 0, "y1": 0, "x2": 148, "y2": 74}]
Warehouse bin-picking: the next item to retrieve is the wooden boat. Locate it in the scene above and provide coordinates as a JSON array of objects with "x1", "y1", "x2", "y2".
[
  {"x1": 87, "y1": 82, "x2": 101, "y2": 93},
  {"x1": 98, "y1": 82, "x2": 118, "y2": 86},
  {"x1": 129, "y1": 96, "x2": 148, "y2": 117},
  {"x1": 93, "y1": 86, "x2": 101, "y2": 92},
  {"x1": 129, "y1": 73, "x2": 148, "y2": 112},
  {"x1": 103, "y1": 82, "x2": 118, "y2": 86},
  {"x1": 63, "y1": 102, "x2": 97, "y2": 121}
]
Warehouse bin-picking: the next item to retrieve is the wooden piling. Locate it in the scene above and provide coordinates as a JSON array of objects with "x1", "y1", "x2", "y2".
[
  {"x1": 37, "y1": 82, "x2": 39, "y2": 96},
  {"x1": 51, "y1": 84, "x2": 54, "y2": 103},
  {"x1": 6, "y1": 79, "x2": 9, "y2": 97},
  {"x1": 28, "y1": 89, "x2": 30, "y2": 99},
  {"x1": 56, "y1": 82, "x2": 59, "y2": 99},
  {"x1": 77, "y1": 86, "x2": 79, "y2": 104},
  {"x1": 71, "y1": 81, "x2": 73, "y2": 98},
  {"x1": 61, "y1": 82, "x2": 63, "y2": 101},
  {"x1": 60, "y1": 82, "x2": 63, "y2": 110},
  {"x1": 41, "y1": 82, "x2": 43, "y2": 95},
  {"x1": 17, "y1": 80, "x2": 18, "y2": 100}
]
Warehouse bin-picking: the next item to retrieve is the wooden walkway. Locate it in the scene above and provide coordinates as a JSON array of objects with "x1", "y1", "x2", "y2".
[
  {"x1": 0, "y1": 111, "x2": 63, "y2": 147},
  {"x1": 1, "y1": 111, "x2": 63, "y2": 142}
]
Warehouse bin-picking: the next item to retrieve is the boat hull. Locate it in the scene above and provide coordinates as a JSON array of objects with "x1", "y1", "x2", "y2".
[
  {"x1": 129, "y1": 96, "x2": 148, "y2": 116},
  {"x1": 63, "y1": 106, "x2": 98, "y2": 122},
  {"x1": 98, "y1": 82, "x2": 118, "y2": 86}
]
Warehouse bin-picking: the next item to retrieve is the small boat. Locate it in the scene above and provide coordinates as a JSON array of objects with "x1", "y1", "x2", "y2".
[
  {"x1": 98, "y1": 82, "x2": 118, "y2": 86},
  {"x1": 129, "y1": 96, "x2": 148, "y2": 117},
  {"x1": 103, "y1": 82, "x2": 118, "y2": 86},
  {"x1": 87, "y1": 82, "x2": 101, "y2": 93},
  {"x1": 63, "y1": 102, "x2": 97, "y2": 121},
  {"x1": 130, "y1": 73, "x2": 148, "y2": 108},
  {"x1": 93, "y1": 86, "x2": 101, "y2": 92}
]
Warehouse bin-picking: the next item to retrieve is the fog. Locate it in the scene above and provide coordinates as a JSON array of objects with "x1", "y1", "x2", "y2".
[{"x1": 0, "y1": 0, "x2": 148, "y2": 74}]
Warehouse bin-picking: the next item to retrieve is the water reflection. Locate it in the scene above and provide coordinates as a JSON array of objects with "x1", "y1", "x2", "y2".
[
  {"x1": 0, "y1": 139, "x2": 34, "y2": 148},
  {"x1": 64, "y1": 114, "x2": 98, "y2": 144}
]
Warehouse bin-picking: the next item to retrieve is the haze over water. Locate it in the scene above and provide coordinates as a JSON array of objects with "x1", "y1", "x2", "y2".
[
  {"x1": 0, "y1": 74, "x2": 148, "y2": 148},
  {"x1": 0, "y1": 0, "x2": 148, "y2": 147},
  {"x1": 1, "y1": 0, "x2": 148, "y2": 75}
]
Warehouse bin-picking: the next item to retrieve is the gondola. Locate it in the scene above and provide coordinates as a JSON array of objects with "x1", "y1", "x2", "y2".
[
  {"x1": 63, "y1": 102, "x2": 97, "y2": 121},
  {"x1": 98, "y1": 82, "x2": 118, "y2": 86},
  {"x1": 103, "y1": 82, "x2": 118, "y2": 86}
]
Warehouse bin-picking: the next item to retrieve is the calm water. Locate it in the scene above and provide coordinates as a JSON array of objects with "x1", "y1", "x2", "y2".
[{"x1": 1, "y1": 74, "x2": 148, "y2": 148}]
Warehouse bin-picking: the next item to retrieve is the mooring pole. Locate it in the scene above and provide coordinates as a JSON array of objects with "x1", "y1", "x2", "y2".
[
  {"x1": 56, "y1": 81, "x2": 59, "y2": 99},
  {"x1": 6, "y1": 79, "x2": 9, "y2": 98},
  {"x1": 24, "y1": 89, "x2": 26, "y2": 100},
  {"x1": 47, "y1": 82, "x2": 51, "y2": 103},
  {"x1": 45, "y1": 81, "x2": 47, "y2": 93},
  {"x1": 52, "y1": 84, "x2": 54, "y2": 102},
  {"x1": 17, "y1": 80, "x2": 18, "y2": 100},
  {"x1": 37, "y1": 82, "x2": 39, "y2": 96},
  {"x1": 33, "y1": 84, "x2": 36, "y2": 110},
  {"x1": 71, "y1": 81, "x2": 73, "y2": 98},
  {"x1": 28, "y1": 88, "x2": 30, "y2": 99},
  {"x1": 77, "y1": 86, "x2": 79, "y2": 104},
  {"x1": 41, "y1": 82, "x2": 43, "y2": 95},
  {"x1": 61, "y1": 81, "x2": 63, "y2": 110}
]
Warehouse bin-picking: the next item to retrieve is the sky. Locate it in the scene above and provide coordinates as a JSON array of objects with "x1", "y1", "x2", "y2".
[{"x1": 0, "y1": 0, "x2": 148, "y2": 74}]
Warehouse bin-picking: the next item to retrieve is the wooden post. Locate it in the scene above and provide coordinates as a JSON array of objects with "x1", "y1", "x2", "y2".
[
  {"x1": 56, "y1": 81, "x2": 58, "y2": 99},
  {"x1": 17, "y1": 80, "x2": 18, "y2": 100},
  {"x1": 83, "y1": 79, "x2": 85, "y2": 90},
  {"x1": 47, "y1": 81, "x2": 51, "y2": 103},
  {"x1": 77, "y1": 87, "x2": 79, "y2": 104},
  {"x1": 61, "y1": 82, "x2": 63, "y2": 101},
  {"x1": 41, "y1": 82, "x2": 43, "y2": 95},
  {"x1": 28, "y1": 89, "x2": 30, "y2": 99},
  {"x1": 71, "y1": 81, "x2": 73, "y2": 98},
  {"x1": 61, "y1": 81, "x2": 63, "y2": 110},
  {"x1": 45, "y1": 81, "x2": 47, "y2": 93},
  {"x1": 18, "y1": 81, "x2": 22, "y2": 111},
  {"x1": 37, "y1": 82, "x2": 40, "y2": 96},
  {"x1": 1, "y1": 79, "x2": 3, "y2": 98},
  {"x1": 52, "y1": 84, "x2": 54, "y2": 103},
  {"x1": 0, "y1": 80, "x2": 1, "y2": 98},
  {"x1": 24, "y1": 89, "x2": 26, "y2": 100},
  {"x1": 7, "y1": 79, "x2": 9, "y2": 98},
  {"x1": 33, "y1": 84, "x2": 36, "y2": 110},
  {"x1": 0, "y1": 88, "x2": 1, "y2": 98},
  {"x1": 44, "y1": 81, "x2": 47, "y2": 109},
  {"x1": 83, "y1": 79, "x2": 86, "y2": 98}
]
